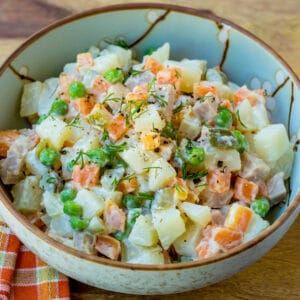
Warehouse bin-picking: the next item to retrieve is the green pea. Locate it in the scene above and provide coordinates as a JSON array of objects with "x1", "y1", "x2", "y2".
[
  {"x1": 215, "y1": 108, "x2": 233, "y2": 128},
  {"x1": 251, "y1": 197, "x2": 270, "y2": 218},
  {"x1": 144, "y1": 47, "x2": 156, "y2": 56},
  {"x1": 63, "y1": 201, "x2": 82, "y2": 216},
  {"x1": 68, "y1": 81, "x2": 87, "y2": 99},
  {"x1": 103, "y1": 68, "x2": 124, "y2": 84},
  {"x1": 70, "y1": 216, "x2": 89, "y2": 231},
  {"x1": 187, "y1": 146, "x2": 205, "y2": 166},
  {"x1": 60, "y1": 189, "x2": 77, "y2": 203},
  {"x1": 232, "y1": 130, "x2": 249, "y2": 153},
  {"x1": 37, "y1": 114, "x2": 48, "y2": 124},
  {"x1": 50, "y1": 99, "x2": 68, "y2": 115},
  {"x1": 86, "y1": 148, "x2": 109, "y2": 167},
  {"x1": 39, "y1": 148, "x2": 60, "y2": 167},
  {"x1": 122, "y1": 195, "x2": 141, "y2": 209}
]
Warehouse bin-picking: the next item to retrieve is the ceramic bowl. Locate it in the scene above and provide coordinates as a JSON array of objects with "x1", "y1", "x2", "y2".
[{"x1": 0, "y1": 3, "x2": 299, "y2": 295}]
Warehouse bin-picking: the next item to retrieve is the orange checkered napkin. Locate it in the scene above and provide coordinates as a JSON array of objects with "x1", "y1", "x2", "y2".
[{"x1": 0, "y1": 223, "x2": 70, "y2": 300}]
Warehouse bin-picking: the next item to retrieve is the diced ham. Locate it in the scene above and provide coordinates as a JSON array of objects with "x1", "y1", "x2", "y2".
[
  {"x1": 211, "y1": 209, "x2": 226, "y2": 226},
  {"x1": 125, "y1": 71, "x2": 154, "y2": 91},
  {"x1": 234, "y1": 177, "x2": 259, "y2": 204},
  {"x1": 267, "y1": 172, "x2": 287, "y2": 206},
  {"x1": 239, "y1": 152, "x2": 270, "y2": 182},
  {"x1": 103, "y1": 202, "x2": 126, "y2": 233},
  {"x1": 193, "y1": 95, "x2": 219, "y2": 123},
  {"x1": 0, "y1": 133, "x2": 37, "y2": 184},
  {"x1": 151, "y1": 84, "x2": 176, "y2": 121},
  {"x1": 72, "y1": 164, "x2": 100, "y2": 189},
  {"x1": 207, "y1": 170, "x2": 231, "y2": 193},
  {"x1": 0, "y1": 130, "x2": 20, "y2": 157},
  {"x1": 95, "y1": 235, "x2": 121, "y2": 260},
  {"x1": 201, "y1": 188, "x2": 234, "y2": 208}
]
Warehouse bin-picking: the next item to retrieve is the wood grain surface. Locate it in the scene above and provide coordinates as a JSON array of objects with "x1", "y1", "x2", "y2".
[{"x1": 0, "y1": 0, "x2": 300, "y2": 299}]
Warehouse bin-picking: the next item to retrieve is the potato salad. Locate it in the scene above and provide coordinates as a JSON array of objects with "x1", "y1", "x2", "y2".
[{"x1": 0, "y1": 41, "x2": 293, "y2": 264}]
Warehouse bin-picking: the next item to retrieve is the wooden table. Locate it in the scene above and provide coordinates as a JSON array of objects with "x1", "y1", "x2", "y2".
[{"x1": 1, "y1": 0, "x2": 300, "y2": 298}]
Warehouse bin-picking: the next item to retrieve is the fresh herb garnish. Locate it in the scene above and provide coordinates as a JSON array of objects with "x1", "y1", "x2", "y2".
[
  {"x1": 161, "y1": 122, "x2": 177, "y2": 140},
  {"x1": 67, "y1": 114, "x2": 82, "y2": 128},
  {"x1": 104, "y1": 37, "x2": 129, "y2": 49},
  {"x1": 148, "y1": 78, "x2": 168, "y2": 107},
  {"x1": 185, "y1": 171, "x2": 208, "y2": 180},
  {"x1": 102, "y1": 92, "x2": 123, "y2": 104},
  {"x1": 130, "y1": 69, "x2": 144, "y2": 77},
  {"x1": 101, "y1": 129, "x2": 109, "y2": 142},
  {"x1": 46, "y1": 177, "x2": 57, "y2": 184},
  {"x1": 236, "y1": 109, "x2": 247, "y2": 128},
  {"x1": 173, "y1": 103, "x2": 185, "y2": 114}
]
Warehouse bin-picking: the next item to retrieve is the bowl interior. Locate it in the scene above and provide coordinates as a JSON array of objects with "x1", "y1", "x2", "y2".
[{"x1": 0, "y1": 5, "x2": 299, "y2": 227}]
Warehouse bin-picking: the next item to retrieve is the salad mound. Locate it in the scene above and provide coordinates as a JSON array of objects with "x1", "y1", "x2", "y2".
[{"x1": 0, "y1": 41, "x2": 293, "y2": 264}]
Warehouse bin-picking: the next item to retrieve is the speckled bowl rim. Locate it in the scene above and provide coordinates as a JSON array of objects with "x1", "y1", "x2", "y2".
[{"x1": 0, "y1": 2, "x2": 299, "y2": 271}]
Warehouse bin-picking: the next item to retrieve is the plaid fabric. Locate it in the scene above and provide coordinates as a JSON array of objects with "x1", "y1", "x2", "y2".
[{"x1": 0, "y1": 223, "x2": 70, "y2": 300}]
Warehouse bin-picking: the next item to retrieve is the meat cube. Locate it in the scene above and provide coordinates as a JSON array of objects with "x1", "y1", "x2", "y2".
[
  {"x1": 201, "y1": 188, "x2": 234, "y2": 208},
  {"x1": 125, "y1": 70, "x2": 154, "y2": 91},
  {"x1": 239, "y1": 152, "x2": 270, "y2": 182},
  {"x1": 193, "y1": 95, "x2": 219, "y2": 123},
  {"x1": 267, "y1": 172, "x2": 287, "y2": 206}
]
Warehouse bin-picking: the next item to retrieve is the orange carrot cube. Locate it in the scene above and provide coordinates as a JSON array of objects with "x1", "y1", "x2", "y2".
[
  {"x1": 224, "y1": 203, "x2": 254, "y2": 233},
  {"x1": 207, "y1": 170, "x2": 231, "y2": 193},
  {"x1": 157, "y1": 67, "x2": 179, "y2": 85},
  {"x1": 107, "y1": 114, "x2": 128, "y2": 142},
  {"x1": 212, "y1": 226, "x2": 243, "y2": 250},
  {"x1": 234, "y1": 177, "x2": 258, "y2": 203},
  {"x1": 72, "y1": 164, "x2": 100, "y2": 189},
  {"x1": 234, "y1": 86, "x2": 257, "y2": 106},
  {"x1": 90, "y1": 76, "x2": 110, "y2": 96},
  {"x1": 74, "y1": 97, "x2": 96, "y2": 115},
  {"x1": 193, "y1": 84, "x2": 217, "y2": 98},
  {"x1": 125, "y1": 84, "x2": 148, "y2": 102},
  {"x1": 144, "y1": 57, "x2": 163, "y2": 74}
]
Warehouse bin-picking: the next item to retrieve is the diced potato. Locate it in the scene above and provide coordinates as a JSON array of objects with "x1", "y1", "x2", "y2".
[
  {"x1": 74, "y1": 189, "x2": 104, "y2": 219},
  {"x1": 105, "y1": 45, "x2": 132, "y2": 69},
  {"x1": 146, "y1": 42, "x2": 170, "y2": 64},
  {"x1": 87, "y1": 216, "x2": 106, "y2": 234},
  {"x1": 11, "y1": 176, "x2": 42, "y2": 214},
  {"x1": 122, "y1": 240, "x2": 164, "y2": 264},
  {"x1": 68, "y1": 119, "x2": 92, "y2": 145},
  {"x1": 178, "y1": 110, "x2": 201, "y2": 140},
  {"x1": 120, "y1": 146, "x2": 157, "y2": 173},
  {"x1": 173, "y1": 222, "x2": 202, "y2": 257},
  {"x1": 25, "y1": 148, "x2": 49, "y2": 176},
  {"x1": 148, "y1": 158, "x2": 176, "y2": 191},
  {"x1": 73, "y1": 131, "x2": 100, "y2": 152},
  {"x1": 87, "y1": 104, "x2": 112, "y2": 128},
  {"x1": 152, "y1": 208, "x2": 185, "y2": 249},
  {"x1": 236, "y1": 99, "x2": 256, "y2": 131},
  {"x1": 180, "y1": 202, "x2": 212, "y2": 227},
  {"x1": 134, "y1": 109, "x2": 165, "y2": 132},
  {"x1": 128, "y1": 215, "x2": 158, "y2": 247},
  {"x1": 50, "y1": 214, "x2": 73, "y2": 238},
  {"x1": 214, "y1": 82, "x2": 235, "y2": 101},
  {"x1": 151, "y1": 188, "x2": 177, "y2": 211},
  {"x1": 37, "y1": 78, "x2": 59, "y2": 115},
  {"x1": 244, "y1": 213, "x2": 269, "y2": 242},
  {"x1": 269, "y1": 145, "x2": 294, "y2": 179},
  {"x1": 92, "y1": 187, "x2": 123, "y2": 205},
  {"x1": 92, "y1": 53, "x2": 120, "y2": 74},
  {"x1": 20, "y1": 81, "x2": 43, "y2": 117},
  {"x1": 253, "y1": 124, "x2": 289, "y2": 163},
  {"x1": 164, "y1": 59, "x2": 207, "y2": 93},
  {"x1": 36, "y1": 116, "x2": 72, "y2": 150},
  {"x1": 100, "y1": 167, "x2": 124, "y2": 190},
  {"x1": 205, "y1": 148, "x2": 241, "y2": 172},
  {"x1": 252, "y1": 103, "x2": 269, "y2": 129},
  {"x1": 42, "y1": 191, "x2": 63, "y2": 217}
]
